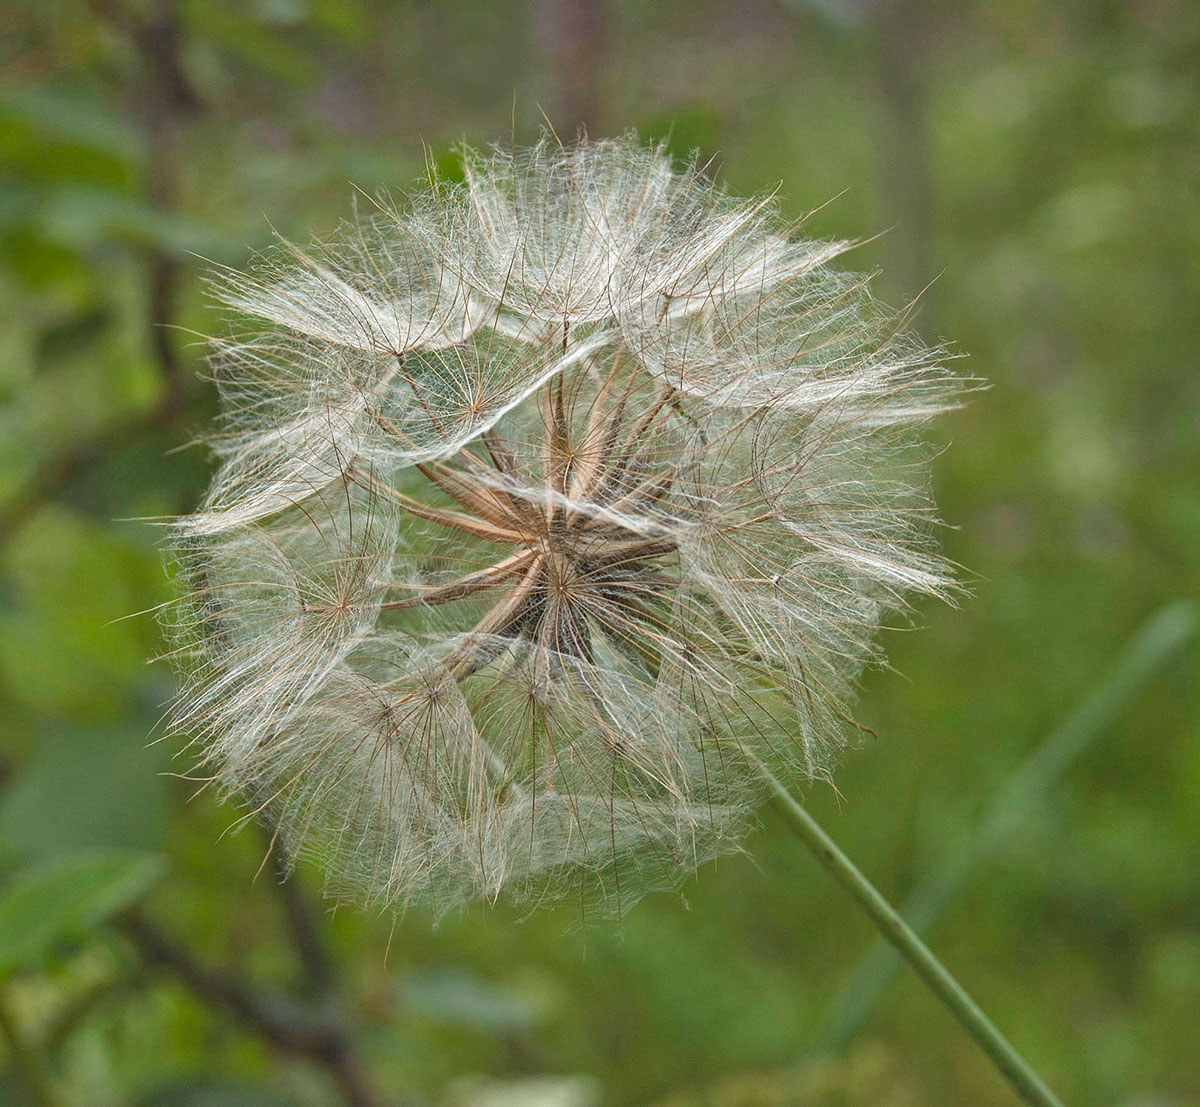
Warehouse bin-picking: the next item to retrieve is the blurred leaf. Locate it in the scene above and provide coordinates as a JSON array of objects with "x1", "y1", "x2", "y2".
[
  {"x1": 37, "y1": 188, "x2": 226, "y2": 257},
  {"x1": 0, "y1": 178, "x2": 39, "y2": 232},
  {"x1": 775, "y1": 0, "x2": 862, "y2": 32},
  {"x1": 0, "y1": 721, "x2": 169, "y2": 863},
  {"x1": 0, "y1": 273, "x2": 38, "y2": 396},
  {"x1": 428, "y1": 145, "x2": 468, "y2": 185},
  {"x1": 189, "y1": 9, "x2": 318, "y2": 85},
  {"x1": 401, "y1": 966, "x2": 545, "y2": 1033},
  {"x1": 0, "y1": 509, "x2": 164, "y2": 718},
  {"x1": 446, "y1": 1074, "x2": 601, "y2": 1107},
  {"x1": 309, "y1": 0, "x2": 369, "y2": 40},
  {"x1": 0, "y1": 89, "x2": 137, "y2": 191},
  {"x1": 0, "y1": 87, "x2": 141, "y2": 162},
  {"x1": 0, "y1": 851, "x2": 163, "y2": 976},
  {"x1": 0, "y1": 220, "x2": 88, "y2": 289}
]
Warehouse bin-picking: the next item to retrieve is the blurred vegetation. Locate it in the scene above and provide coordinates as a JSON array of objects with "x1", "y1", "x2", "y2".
[{"x1": 0, "y1": 0, "x2": 1197, "y2": 1104}]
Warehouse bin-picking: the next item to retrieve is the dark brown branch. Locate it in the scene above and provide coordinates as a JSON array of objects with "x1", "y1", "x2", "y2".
[
  {"x1": 118, "y1": 909, "x2": 384, "y2": 1107},
  {"x1": 119, "y1": 909, "x2": 333, "y2": 1054},
  {"x1": 139, "y1": 0, "x2": 202, "y2": 408},
  {"x1": 90, "y1": 0, "x2": 202, "y2": 404}
]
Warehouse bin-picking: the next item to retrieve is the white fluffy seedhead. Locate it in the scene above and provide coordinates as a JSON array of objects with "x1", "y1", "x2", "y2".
[{"x1": 166, "y1": 135, "x2": 962, "y2": 920}]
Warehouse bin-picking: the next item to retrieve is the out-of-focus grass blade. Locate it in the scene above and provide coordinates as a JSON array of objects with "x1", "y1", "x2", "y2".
[{"x1": 815, "y1": 599, "x2": 1199, "y2": 1054}]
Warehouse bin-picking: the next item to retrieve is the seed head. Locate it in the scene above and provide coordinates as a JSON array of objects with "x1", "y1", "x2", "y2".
[{"x1": 167, "y1": 136, "x2": 960, "y2": 918}]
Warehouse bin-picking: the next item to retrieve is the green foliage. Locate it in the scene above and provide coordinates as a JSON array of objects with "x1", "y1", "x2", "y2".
[
  {"x1": 0, "y1": 852, "x2": 162, "y2": 977},
  {"x1": 0, "y1": 721, "x2": 169, "y2": 862},
  {"x1": 0, "y1": 511, "x2": 166, "y2": 718}
]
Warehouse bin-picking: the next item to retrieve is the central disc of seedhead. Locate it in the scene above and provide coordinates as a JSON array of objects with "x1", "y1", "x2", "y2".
[{"x1": 354, "y1": 354, "x2": 684, "y2": 684}]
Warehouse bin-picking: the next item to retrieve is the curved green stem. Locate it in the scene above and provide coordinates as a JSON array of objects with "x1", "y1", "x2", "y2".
[{"x1": 760, "y1": 766, "x2": 1063, "y2": 1107}]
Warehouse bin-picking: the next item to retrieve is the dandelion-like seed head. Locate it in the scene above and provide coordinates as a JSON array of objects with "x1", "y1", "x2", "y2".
[{"x1": 168, "y1": 135, "x2": 961, "y2": 919}]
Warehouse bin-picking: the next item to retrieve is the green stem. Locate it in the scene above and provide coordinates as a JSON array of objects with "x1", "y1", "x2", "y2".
[
  {"x1": 760, "y1": 766, "x2": 1063, "y2": 1107},
  {"x1": 819, "y1": 600, "x2": 1197, "y2": 1051}
]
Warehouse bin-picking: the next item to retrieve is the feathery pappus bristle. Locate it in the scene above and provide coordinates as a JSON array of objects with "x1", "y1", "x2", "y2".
[{"x1": 165, "y1": 134, "x2": 964, "y2": 919}]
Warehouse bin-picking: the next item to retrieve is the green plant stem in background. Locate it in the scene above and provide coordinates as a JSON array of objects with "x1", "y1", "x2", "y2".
[
  {"x1": 760, "y1": 767, "x2": 1064, "y2": 1107},
  {"x1": 818, "y1": 600, "x2": 1199, "y2": 1052}
]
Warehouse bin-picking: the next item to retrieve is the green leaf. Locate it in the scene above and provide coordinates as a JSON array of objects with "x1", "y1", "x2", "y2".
[
  {"x1": 0, "y1": 87, "x2": 141, "y2": 163},
  {"x1": 0, "y1": 509, "x2": 170, "y2": 718},
  {"x1": 38, "y1": 188, "x2": 225, "y2": 257},
  {"x1": 0, "y1": 722, "x2": 169, "y2": 862},
  {"x1": 400, "y1": 966, "x2": 544, "y2": 1033},
  {"x1": 189, "y1": 12, "x2": 318, "y2": 85},
  {"x1": 0, "y1": 851, "x2": 163, "y2": 976}
]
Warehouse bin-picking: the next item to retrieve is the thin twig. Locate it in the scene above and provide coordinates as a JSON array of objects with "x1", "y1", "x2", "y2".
[
  {"x1": 90, "y1": 0, "x2": 200, "y2": 402},
  {"x1": 261, "y1": 848, "x2": 384, "y2": 1107},
  {"x1": 118, "y1": 909, "x2": 384, "y2": 1107},
  {"x1": 260, "y1": 828, "x2": 335, "y2": 998},
  {"x1": 118, "y1": 909, "x2": 335, "y2": 1054},
  {"x1": 136, "y1": 0, "x2": 201, "y2": 405}
]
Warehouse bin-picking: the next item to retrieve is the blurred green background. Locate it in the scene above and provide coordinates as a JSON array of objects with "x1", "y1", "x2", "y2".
[{"x1": 1, "y1": 0, "x2": 1197, "y2": 1104}]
